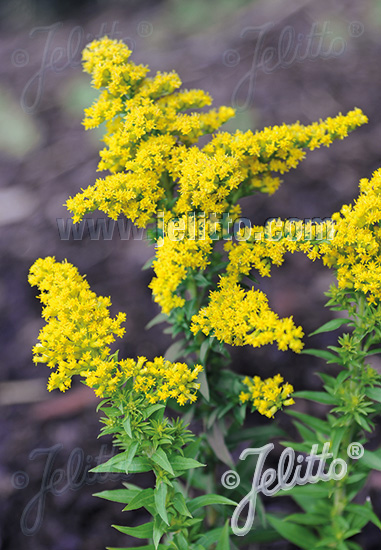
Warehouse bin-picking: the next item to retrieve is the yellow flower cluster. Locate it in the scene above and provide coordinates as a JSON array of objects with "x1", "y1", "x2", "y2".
[
  {"x1": 119, "y1": 356, "x2": 203, "y2": 405},
  {"x1": 318, "y1": 168, "x2": 381, "y2": 304},
  {"x1": 203, "y1": 108, "x2": 368, "y2": 196},
  {"x1": 150, "y1": 216, "x2": 214, "y2": 313},
  {"x1": 191, "y1": 278, "x2": 304, "y2": 352},
  {"x1": 239, "y1": 374, "x2": 294, "y2": 418},
  {"x1": 67, "y1": 37, "x2": 235, "y2": 226},
  {"x1": 29, "y1": 257, "x2": 202, "y2": 406},
  {"x1": 28, "y1": 257, "x2": 126, "y2": 392},
  {"x1": 67, "y1": 37, "x2": 367, "y2": 232},
  {"x1": 64, "y1": 37, "x2": 370, "y2": 360},
  {"x1": 223, "y1": 217, "x2": 335, "y2": 283}
]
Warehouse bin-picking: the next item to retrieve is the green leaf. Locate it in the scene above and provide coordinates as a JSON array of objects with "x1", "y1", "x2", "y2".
[
  {"x1": 142, "y1": 256, "x2": 154, "y2": 270},
  {"x1": 173, "y1": 491, "x2": 192, "y2": 517},
  {"x1": 173, "y1": 532, "x2": 189, "y2": 550},
  {"x1": 183, "y1": 437, "x2": 202, "y2": 459},
  {"x1": 200, "y1": 339, "x2": 210, "y2": 364},
  {"x1": 125, "y1": 441, "x2": 139, "y2": 473},
  {"x1": 331, "y1": 428, "x2": 345, "y2": 459},
  {"x1": 91, "y1": 454, "x2": 151, "y2": 474},
  {"x1": 293, "y1": 391, "x2": 338, "y2": 405},
  {"x1": 366, "y1": 348, "x2": 381, "y2": 356},
  {"x1": 285, "y1": 410, "x2": 329, "y2": 434},
  {"x1": 107, "y1": 546, "x2": 167, "y2": 550},
  {"x1": 194, "y1": 273, "x2": 211, "y2": 288},
  {"x1": 164, "y1": 339, "x2": 185, "y2": 362},
  {"x1": 154, "y1": 482, "x2": 169, "y2": 525},
  {"x1": 124, "y1": 488, "x2": 154, "y2": 512},
  {"x1": 267, "y1": 515, "x2": 319, "y2": 549},
  {"x1": 293, "y1": 420, "x2": 316, "y2": 442},
  {"x1": 279, "y1": 441, "x2": 313, "y2": 453},
  {"x1": 347, "y1": 502, "x2": 381, "y2": 531},
  {"x1": 276, "y1": 484, "x2": 330, "y2": 498},
  {"x1": 145, "y1": 313, "x2": 168, "y2": 330},
  {"x1": 187, "y1": 494, "x2": 237, "y2": 514},
  {"x1": 153, "y1": 515, "x2": 166, "y2": 549},
  {"x1": 227, "y1": 424, "x2": 285, "y2": 445},
  {"x1": 286, "y1": 512, "x2": 327, "y2": 526},
  {"x1": 112, "y1": 522, "x2": 153, "y2": 539},
  {"x1": 216, "y1": 520, "x2": 230, "y2": 550},
  {"x1": 365, "y1": 386, "x2": 381, "y2": 403},
  {"x1": 171, "y1": 456, "x2": 205, "y2": 471},
  {"x1": 207, "y1": 422, "x2": 234, "y2": 468},
  {"x1": 96, "y1": 398, "x2": 110, "y2": 412},
  {"x1": 361, "y1": 449, "x2": 381, "y2": 471},
  {"x1": 197, "y1": 368, "x2": 209, "y2": 401},
  {"x1": 301, "y1": 348, "x2": 340, "y2": 363},
  {"x1": 123, "y1": 417, "x2": 132, "y2": 438},
  {"x1": 309, "y1": 318, "x2": 350, "y2": 336},
  {"x1": 90, "y1": 453, "x2": 126, "y2": 474},
  {"x1": 197, "y1": 527, "x2": 232, "y2": 547},
  {"x1": 143, "y1": 404, "x2": 166, "y2": 419},
  {"x1": 151, "y1": 447, "x2": 174, "y2": 476},
  {"x1": 354, "y1": 413, "x2": 372, "y2": 432},
  {"x1": 93, "y1": 488, "x2": 140, "y2": 504}
]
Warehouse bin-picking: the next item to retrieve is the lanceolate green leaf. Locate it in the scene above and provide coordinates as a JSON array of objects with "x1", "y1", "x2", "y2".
[
  {"x1": 171, "y1": 456, "x2": 205, "y2": 471},
  {"x1": 285, "y1": 410, "x2": 329, "y2": 434},
  {"x1": 267, "y1": 515, "x2": 319, "y2": 549},
  {"x1": 301, "y1": 348, "x2": 340, "y2": 363},
  {"x1": 125, "y1": 441, "x2": 139, "y2": 472},
  {"x1": 293, "y1": 391, "x2": 338, "y2": 405},
  {"x1": 112, "y1": 522, "x2": 154, "y2": 538},
  {"x1": 173, "y1": 491, "x2": 192, "y2": 517},
  {"x1": 123, "y1": 488, "x2": 154, "y2": 512},
  {"x1": 361, "y1": 449, "x2": 381, "y2": 471},
  {"x1": 216, "y1": 520, "x2": 230, "y2": 550},
  {"x1": 365, "y1": 386, "x2": 381, "y2": 403},
  {"x1": 154, "y1": 482, "x2": 169, "y2": 525},
  {"x1": 93, "y1": 488, "x2": 140, "y2": 504},
  {"x1": 309, "y1": 318, "x2": 350, "y2": 336},
  {"x1": 187, "y1": 494, "x2": 237, "y2": 514},
  {"x1": 151, "y1": 447, "x2": 175, "y2": 476},
  {"x1": 91, "y1": 454, "x2": 152, "y2": 474}
]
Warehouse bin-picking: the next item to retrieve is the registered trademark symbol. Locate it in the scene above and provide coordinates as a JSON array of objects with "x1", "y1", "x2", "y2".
[
  {"x1": 347, "y1": 442, "x2": 364, "y2": 459},
  {"x1": 348, "y1": 21, "x2": 364, "y2": 38}
]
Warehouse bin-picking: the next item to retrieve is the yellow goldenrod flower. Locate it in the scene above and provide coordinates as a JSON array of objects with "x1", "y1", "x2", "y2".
[
  {"x1": 318, "y1": 168, "x2": 381, "y2": 305},
  {"x1": 239, "y1": 374, "x2": 294, "y2": 418},
  {"x1": 118, "y1": 356, "x2": 202, "y2": 406},
  {"x1": 191, "y1": 278, "x2": 304, "y2": 353},
  {"x1": 29, "y1": 257, "x2": 126, "y2": 392},
  {"x1": 29, "y1": 257, "x2": 202, "y2": 405}
]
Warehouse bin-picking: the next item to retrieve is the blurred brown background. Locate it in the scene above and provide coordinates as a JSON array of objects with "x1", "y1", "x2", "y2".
[{"x1": 1, "y1": 0, "x2": 381, "y2": 548}]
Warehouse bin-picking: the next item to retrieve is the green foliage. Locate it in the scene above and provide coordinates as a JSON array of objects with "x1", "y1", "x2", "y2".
[{"x1": 270, "y1": 288, "x2": 381, "y2": 549}]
